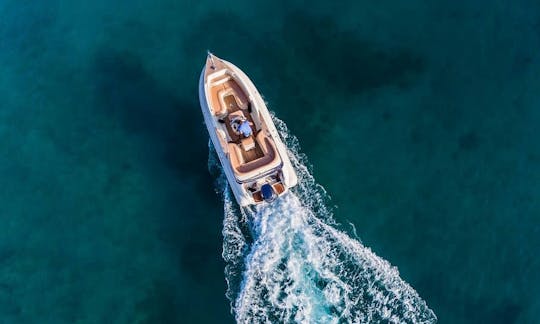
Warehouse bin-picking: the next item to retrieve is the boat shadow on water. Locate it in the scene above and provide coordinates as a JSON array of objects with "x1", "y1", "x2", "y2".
[{"x1": 92, "y1": 48, "x2": 229, "y2": 323}]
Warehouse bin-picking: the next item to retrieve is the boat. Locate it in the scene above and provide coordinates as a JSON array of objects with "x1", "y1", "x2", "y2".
[{"x1": 198, "y1": 52, "x2": 298, "y2": 206}]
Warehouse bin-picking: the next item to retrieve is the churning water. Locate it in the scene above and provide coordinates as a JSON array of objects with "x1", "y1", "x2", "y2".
[{"x1": 209, "y1": 115, "x2": 437, "y2": 323}]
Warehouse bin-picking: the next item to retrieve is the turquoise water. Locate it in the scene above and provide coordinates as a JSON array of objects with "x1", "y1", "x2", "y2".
[
  {"x1": 216, "y1": 118, "x2": 436, "y2": 322},
  {"x1": 1, "y1": 1, "x2": 539, "y2": 323}
]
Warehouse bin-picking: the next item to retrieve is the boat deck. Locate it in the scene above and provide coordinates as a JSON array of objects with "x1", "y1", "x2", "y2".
[
  {"x1": 205, "y1": 54, "x2": 282, "y2": 182},
  {"x1": 208, "y1": 76, "x2": 264, "y2": 163}
]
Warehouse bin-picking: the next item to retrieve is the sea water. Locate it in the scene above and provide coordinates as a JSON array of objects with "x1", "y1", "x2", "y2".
[
  {"x1": 210, "y1": 117, "x2": 437, "y2": 323},
  {"x1": 2, "y1": 0, "x2": 539, "y2": 322}
]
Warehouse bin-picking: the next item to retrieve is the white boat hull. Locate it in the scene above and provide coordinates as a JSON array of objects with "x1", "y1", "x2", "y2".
[{"x1": 199, "y1": 55, "x2": 297, "y2": 206}]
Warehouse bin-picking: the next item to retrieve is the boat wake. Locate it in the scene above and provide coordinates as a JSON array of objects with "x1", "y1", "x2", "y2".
[{"x1": 208, "y1": 116, "x2": 437, "y2": 323}]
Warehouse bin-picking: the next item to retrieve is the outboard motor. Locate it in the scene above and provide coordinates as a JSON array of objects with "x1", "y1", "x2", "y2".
[{"x1": 260, "y1": 184, "x2": 276, "y2": 203}]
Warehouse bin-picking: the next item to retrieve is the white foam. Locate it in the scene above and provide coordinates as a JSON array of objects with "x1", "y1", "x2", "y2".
[{"x1": 210, "y1": 116, "x2": 437, "y2": 323}]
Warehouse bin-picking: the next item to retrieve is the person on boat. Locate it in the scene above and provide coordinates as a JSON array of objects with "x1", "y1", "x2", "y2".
[{"x1": 231, "y1": 116, "x2": 252, "y2": 137}]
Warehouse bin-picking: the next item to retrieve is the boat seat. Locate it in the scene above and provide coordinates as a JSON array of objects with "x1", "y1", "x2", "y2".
[
  {"x1": 238, "y1": 133, "x2": 281, "y2": 174},
  {"x1": 211, "y1": 75, "x2": 231, "y2": 86},
  {"x1": 228, "y1": 142, "x2": 245, "y2": 170},
  {"x1": 227, "y1": 131, "x2": 281, "y2": 181},
  {"x1": 255, "y1": 131, "x2": 276, "y2": 157},
  {"x1": 228, "y1": 110, "x2": 245, "y2": 121},
  {"x1": 209, "y1": 76, "x2": 248, "y2": 117},
  {"x1": 220, "y1": 90, "x2": 245, "y2": 113},
  {"x1": 241, "y1": 136, "x2": 255, "y2": 151},
  {"x1": 210, "y1": 87, "x2": 228, "y2": 117}
]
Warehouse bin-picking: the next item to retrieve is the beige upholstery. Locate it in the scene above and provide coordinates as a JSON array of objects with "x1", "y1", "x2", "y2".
[
  {"x1": 241, "y1": 136, "x2": 255, "y2": 151},
  {"x1": 228, "y1": 110, "x2": 245, "y2": 121},
  {"x1": 209, "y1": 77, "x2": 249, "y2": 117},
  {"x1": 256, "y1": 131, "x2": 273, "y2": 155},
  {"x1": 210, "y1": 88, "x2": 228, "y2": 116},
  {"x1": 228, "y1": 143, "x2": 244, "y2": 170},
  {"x1": 228, "y1": 131, "x2": 282, "y2": 181},
  {"x1": 224, "y1": 80, "x2": 248, "y2": 109}
]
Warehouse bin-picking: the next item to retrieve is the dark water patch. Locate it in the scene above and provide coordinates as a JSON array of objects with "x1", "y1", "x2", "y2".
[
  {"x1": 512, "y1": 52, "x2": 534, "y2": 75},
  {"x1": 185, "y1": 10, "x2": 425, "y2": 151},
  {"x1": 490, "y1": 302, "x2": 522, "y2": 324},
  {"x1": 527, "y1": 152, "x2": 539, "y2": 163},
  {"x1": 382, "y1": 111, "x2": 392, "y2": 122},
  {"x1": 179, "y1": 228, "x2": 224, "y2": 282},
  {"x1": 272, "y1": 11, "x2": 425, "y2": 146},
  {"x1": 93, "y1": 49, "x2": 167, "y2": 134},
  {"x1": 134, "y1": 279, "x2": 181, "y2": 324},
  {"x1": 464, "y1": 298, "x2": 522, "y2": 324},
  {"x1": 182, "y1": 11, "x2": 256, "y2": 66},
  {"x1": 0, "y1": 247, "x2": 15, "y2": 264},
  {"x1": 92, "y1": 47, "x2": 231, "y2": 322},
  {"x1": 280, "y1": 11, "x2": 425, "y2": 93},
  {"x1": 92, "y1": 48, "x2": 209, "y2": 181},
  {"x1": 91, "y1": 48, "x2": 214, "y2": 205},
  {"x1": 458, "y1": 130, "x2": 480, "y2": 151},
  {"x1": 409, "y1": 123, "x2": 439, "y2": 156}
]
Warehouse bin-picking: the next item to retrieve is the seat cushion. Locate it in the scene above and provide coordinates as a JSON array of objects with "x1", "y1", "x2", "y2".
[{"x1": 241, "y1": 136, "x2": 255, "y2": 151}]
